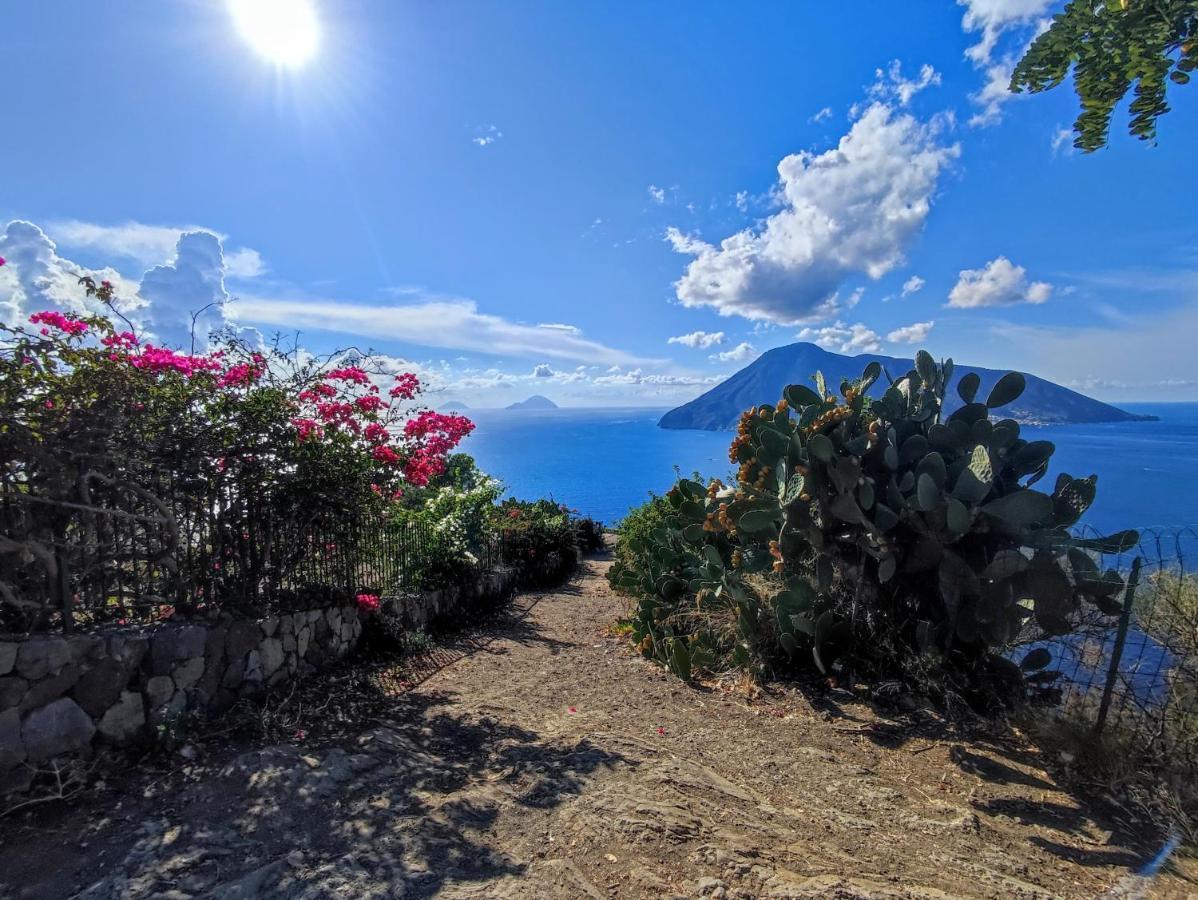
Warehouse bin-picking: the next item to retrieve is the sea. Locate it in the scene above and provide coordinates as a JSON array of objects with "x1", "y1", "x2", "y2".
[{"x1": 461, "y1": 402, "x2": 1198, "y2": 537}]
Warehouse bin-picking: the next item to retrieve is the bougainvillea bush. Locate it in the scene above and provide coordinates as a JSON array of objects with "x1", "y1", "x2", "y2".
[
  {"x1": 0, "y1": 276, "x2": 473, "y2": 630},
  {"x1": 609, "y1": 351, "x2": 1138, "y2": 706}
]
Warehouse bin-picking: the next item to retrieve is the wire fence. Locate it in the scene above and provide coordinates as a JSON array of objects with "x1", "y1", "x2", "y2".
[
  {"x1": 1023, "y1": 525, "x2": 1198, "y2": 761},
  {"x1": 0, "y1": 475, "x2": 515, "y2": 635}
]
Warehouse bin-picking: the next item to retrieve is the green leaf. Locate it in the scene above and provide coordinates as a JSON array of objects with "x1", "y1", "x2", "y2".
[
  {"x1": 808, "y1": 433, "x2": 834, "y2": 462},
  {"x1": 986, "y1": 372, "x2": 1026, "y2": 408},
  {"x1": 738, "y1": 509, "x2": 776, "y2": 533},
  {"x1": 982, "y1": 549, "x2": 1029, "y2": 580},
  {"x1": 956, "y1": 371, "x2": 981, "y2": 404},
  {"x1": 981, "y1": 490, "x2": 1053, "y2": 532},
  {"x1": 785, "y1": 384, "x2": 823, "y2": 408},
  {"x1": 670, "y1": 639, "x2": 692, "y2": 680},
  {"x1": 1021, "y1": 647, "x2": 1054, "y2": 673},
  {"x1": 916, "y1": 473, "x2": 940, "y2": 511},
  {"x1": 945, "y1": 497, "x2": 970, "y2": 534},
  {"x1": 915, "y1": 350, "x2": 937, "y2": 388}
]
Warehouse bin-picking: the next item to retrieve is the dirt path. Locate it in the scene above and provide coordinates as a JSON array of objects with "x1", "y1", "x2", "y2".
[{"x1": 1, "y1": 552, "x2": 1192, "y2": 898}]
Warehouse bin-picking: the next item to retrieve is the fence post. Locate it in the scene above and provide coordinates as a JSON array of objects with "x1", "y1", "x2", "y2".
[{"x1": 1094, "y1": 556, "x2": 1143, "y2": 736}]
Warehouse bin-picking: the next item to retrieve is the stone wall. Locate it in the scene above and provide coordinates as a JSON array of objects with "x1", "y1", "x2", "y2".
[
  {"x1": 0, "y1": 565, "x2": 519, "y2": 795},
  {"x1": 0, "y1": 604, "x2": 362, "y2": 792}
]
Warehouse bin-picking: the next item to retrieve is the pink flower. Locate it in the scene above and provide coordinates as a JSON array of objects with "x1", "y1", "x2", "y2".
[
  {"x1": 656, "y1": 726, "x2": 666, "y2": 736},
  {"x1": 29, "y1": 310, "x2": 88, "y2": 337},
  {"x1": 0, "y1": 256, "x2": 6, "y2": 267},
  {"x1": 292, "y1": 417, "x2": 323, "y2": 441},
  {"x1": 355, "y1": 592, "x2": 381, "y2": 614},
  {"x1": 364, "y1": 422, "x2": 389, "y2": 443},
  {"x1": 215, "y1": 359, "x2": 264, "y2": 389},
  {"x1": 324, "y1": 365, "x2": 371, "y2": 385},
  {"x1": 389, "y1": 372, "x2": 421, "y2": 400},
  {"x1": 354, "y1": 394, "x2": 385, "y2": 414},
  {"x1": 43, "y1": 400, "x2": 54, "y2": 409},
  {"x1": 372, "y1": 445, "x2": 401, "y2": 466}
]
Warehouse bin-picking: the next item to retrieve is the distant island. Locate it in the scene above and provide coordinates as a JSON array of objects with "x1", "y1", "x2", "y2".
[
  {"x1": 506, "y1": 395, "x2": 559, "y2": 411},
  {"x1": 660, "y1": 342, "x2": 1157, "y2": 431}
]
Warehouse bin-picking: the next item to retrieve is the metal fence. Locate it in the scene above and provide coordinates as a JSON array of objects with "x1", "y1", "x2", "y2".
[
  {"x1": 1026, "y1": 525, "x2": 1198, "y2": 760},
  {"x1": 0, "y1": 476, "x2": 514, "y2": 635}
]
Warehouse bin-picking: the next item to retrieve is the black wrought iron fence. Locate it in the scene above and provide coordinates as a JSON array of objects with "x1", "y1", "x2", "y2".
[
  {"x1": 1023, "y1": 525, "x2": 1198, "y2": 761},
  {"x1": 0, "y1": 475, "x2": 515, "y2": 635}
]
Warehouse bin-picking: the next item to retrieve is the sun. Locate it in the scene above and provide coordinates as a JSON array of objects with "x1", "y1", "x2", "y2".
[{"x1": 227, "y1": 0, "x2": 320, "y2": 68}]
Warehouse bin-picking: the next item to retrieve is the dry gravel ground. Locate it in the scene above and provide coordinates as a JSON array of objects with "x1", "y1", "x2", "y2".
[{"x1": 1, "y1": 549, "x2": 1195, "y2": 899}]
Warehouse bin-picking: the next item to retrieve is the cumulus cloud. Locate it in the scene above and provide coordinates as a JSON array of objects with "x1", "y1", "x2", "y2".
[
  {"x1": 666, "y1": 99, "x2": 958, "y2": 325},
  {"x1": 797, "y1": 321, "x2": 884, "y2": 355},
  {"x1": 532, "y1": 363, "x2": 556, "y2": 378},
  {"x1": 901, "y1": 275, "x2": 925, "y2": 297},
  {"x1": 711, "y1": 341, "x2": 758, "y2": 363},
  {"x1": 0, "y1": 220, "x2": 142, "y2": 325},
  {"x1": 886, "y1": 320, "x2": 935, "y2": 344},
  {"x1": 648, "y1": 184, "x2": 665, "y2": 204},
  {"x1": 947, "y1": 256, "x2": 1052, "y2": 308},
  {"x1": 49, "y1": 219, "x2": 265, "y2": 278},
  {"x1": 139, "y1": 231, "x2": 233, "y2": 347},
  {"x1": 667, "y1": 330, "x2": 726, "y2": 349}
]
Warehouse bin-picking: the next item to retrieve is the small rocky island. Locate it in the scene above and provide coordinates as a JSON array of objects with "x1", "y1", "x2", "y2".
[{"x1": 506, "y1": 395, "x2": 559, "y2": 411}]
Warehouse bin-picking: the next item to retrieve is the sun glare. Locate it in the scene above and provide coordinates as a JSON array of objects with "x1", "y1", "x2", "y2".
[{"x1": 228, "y1": 0, "x2": 320, "y2": 68}]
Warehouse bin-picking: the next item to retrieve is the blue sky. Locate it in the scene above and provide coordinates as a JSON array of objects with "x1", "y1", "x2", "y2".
[{"x1": 2, "y1": 0, "x2": 1196, "y2": 406}]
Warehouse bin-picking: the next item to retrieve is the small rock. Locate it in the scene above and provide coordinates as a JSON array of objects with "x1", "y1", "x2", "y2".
[
  {"x1": 145, "y1": 675, "x2": 174, "y2": 711},
  {"x1": 0, "y1": 642, "x2": 17, "y2": 677},
  {"x1": 97, "y1": 691, "x2": 145, "y2": 742},
  {"x1": 16, "y1": 638, "x2": 72, "y2": 680},
  {"x1": 21, "y1": 696, "x2": 95, "y2": 760},
  {"x1": 287, "y1": 850, "x2": 305, "y2": 868}
]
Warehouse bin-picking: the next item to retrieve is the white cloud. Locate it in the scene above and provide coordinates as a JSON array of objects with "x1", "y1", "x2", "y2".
[
  {"x1": 472, "y1": 125, "x2": 503, "y2": 147},
  {"x1": 869, "y1": 61, "x2": 942, "y2": 106},
  {"x1": 233, "y1": 293, "x2": 659, "y2": 367},
  {"x1": 811, "y1": 106, "x2": 833, "y2": 123},
  {"x1": 1051, "y1": 126, "x2": 1075, "y2": 155},
  {"x1": 50, "y1": 219, "x2": 265, "y2": 279},
  {"x1": 901, "y1": 275, "x2": 925, "y2": 297},
  {"x1": 666, "y1": 100, "x2": 958, "y2": 325},
  {"x1": 711, "y1": 341, "x2": 758, "y2": 363},
  {"x1": 886, "y1": 320, "x2": 935, "y2": 344},
  {"x1": 648, "y1": 184, "x2": 665, "y2": 204},
  {"x1": 0, "y1": 220, "x2": 143, "y2": 325},
  {"x1": 532, "y1": 363, "x2": 556, "y2": 378},
  {"x1": 797, "y1": 321, "x2": 884, "y2": 354},
  {"x1": 957, "y1": 0, "x2": 1053, "y2": 65},
  {"x1": 537, "y1": 322, "x2": 582, "y2": 335},
  {"x1": 667, "y1": 330, "x2": 726, "y2": 349},
  {"x1": 138, "y1": 231, "x2": 233, "y2": 347},
  {"x1": 734, "y1": 191, "x2": 749, "y2": 213},
  {"x1": 955, "y1": 1, "x2": 1053, "y2": 126},
  {"x1": 990, "y1": 298, "x2": 1198, "y2": 401},
  {"x1": 947, "y1": 256, "x2": 1052, "y2": 308},
  {"x1": 968, "y1": 58, "x2": 1020, "y2": 127}
]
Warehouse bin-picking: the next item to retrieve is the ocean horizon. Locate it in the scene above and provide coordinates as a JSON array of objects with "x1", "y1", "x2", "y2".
[{"x1": 459, "y1": 401, "x2": 1198, "y2": 534}]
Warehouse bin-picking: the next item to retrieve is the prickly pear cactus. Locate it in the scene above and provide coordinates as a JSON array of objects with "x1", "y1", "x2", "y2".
[{"x1": 611, "y1": 349, "x2": 1137, "y2": 691}]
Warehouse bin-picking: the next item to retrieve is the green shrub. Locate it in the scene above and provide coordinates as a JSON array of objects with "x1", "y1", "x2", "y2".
[
  {"x1": 496, "y1": 498, "x2": 580, "y2": 587},
  {"x1": 610, "y1": 493, "x2": 672, "y2": 595},
  {"x1": 611, "y1": 351, "x2": 1137, "y2": 700},
  {"x1": 574, "y1": 517, "x2": 606, "y2": 554}
]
